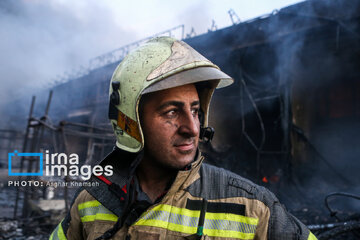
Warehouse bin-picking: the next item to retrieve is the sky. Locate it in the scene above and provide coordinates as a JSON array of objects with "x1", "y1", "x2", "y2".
[{"x1": 0, "y1": 0, "x2": 303, "y2": 105}]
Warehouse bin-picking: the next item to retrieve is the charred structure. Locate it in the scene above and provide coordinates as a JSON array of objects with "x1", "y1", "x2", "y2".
[{"x1": 1, "y1": 0, "x2": 360, "y2": 239}]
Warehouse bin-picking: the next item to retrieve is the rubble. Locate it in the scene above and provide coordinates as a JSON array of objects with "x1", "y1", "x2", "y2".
[
  {"x1": 0, "y1": 187, "x2": 64, "y2": 240},
  {"x1": 0, "y1": 208, "x2": 64, "y2": 240},
  {"x1": 0, "y1": 218, "x2": 48, "y2": 240}
]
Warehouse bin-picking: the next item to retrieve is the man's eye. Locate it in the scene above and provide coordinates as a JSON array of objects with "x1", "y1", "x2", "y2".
[
  {"x1": 168, "y1": 110, "x2": 176, "y2": 115},
  {"x1": 164, "y1": 109, "x2": 177, "y2": 117},
  {"x1": 191, "y1": 108, "x2": 199, "y2": 116}
]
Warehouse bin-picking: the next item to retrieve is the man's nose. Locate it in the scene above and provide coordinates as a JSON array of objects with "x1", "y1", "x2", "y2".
[{"x1": 178, "y1": 110, "x2": 200, "y2": 137}]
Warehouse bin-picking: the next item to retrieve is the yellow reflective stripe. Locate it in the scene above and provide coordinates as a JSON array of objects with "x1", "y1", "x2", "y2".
[
  {"x1": 78, "y1": 200, "x2": 101, "y2": 210},
  {"x1": 81, "y1": 213, "x2": 118, "y2": 222},
  {"x1": 205, "y1": 228, "x2": 254, "y2": 239},
  {"x1": 137, "y1": 204, "x2": 258, "y2": 224},
  {"x1": 57, "y1": 222, "x2": 67, "y2": 240},
  {"x1": 136, "y1": 218, "x2": 197, "y2": 234},
  {"x1": 78, "y1": 200, "x2": 118, "y2": 223},
  {"x1": 134, "y1": 204, "x2": 258, "y2": 239},
  {"x1": 136, "y1": 219, "x2": 255, "y2": 239},
  {"x1": 204, "y1": 218, "x2": 257, "y2": 239},
  {"x1": 308, "y1": 231, "x2": 318, "y2": 240},
  {"x1": 49, "y1": 231, "x2": 54, "y2": 240},
  {"x1": 49, "y1": 220, "x2": 67, "y2": 240}
]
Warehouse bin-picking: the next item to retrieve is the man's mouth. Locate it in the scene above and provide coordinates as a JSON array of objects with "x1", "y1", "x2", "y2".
[{"x1": 174, "y1": 140, "x2": 195, "y2": 152}]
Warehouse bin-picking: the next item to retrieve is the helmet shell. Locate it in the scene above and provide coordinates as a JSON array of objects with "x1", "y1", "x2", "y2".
[{"x1": 109, "y1": 37, "x2": 233, "y2": 152}]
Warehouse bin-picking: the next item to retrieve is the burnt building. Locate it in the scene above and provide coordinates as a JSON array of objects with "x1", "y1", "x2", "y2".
[{"x1": 1, "y1": 0, "x2": 360, "y2": 237}]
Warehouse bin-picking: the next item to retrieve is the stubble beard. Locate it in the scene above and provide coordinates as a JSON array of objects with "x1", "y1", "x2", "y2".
[{"x1": 145, "y1": 137, "x2": 198, "y2": 171}]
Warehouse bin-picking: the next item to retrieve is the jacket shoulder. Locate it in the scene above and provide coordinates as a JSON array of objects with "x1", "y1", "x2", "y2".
[
  {"x1": 188, "y1": 163, "x2": 314, "y2": 240},
  {"x1": 188, "y1": 163, "x2": 279, "y2": 207}
]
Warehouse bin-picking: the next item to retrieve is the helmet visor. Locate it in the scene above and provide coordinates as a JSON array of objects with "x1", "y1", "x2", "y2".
[{"x1": 142, "y1": 66, "x2": 233, "y2": 94}]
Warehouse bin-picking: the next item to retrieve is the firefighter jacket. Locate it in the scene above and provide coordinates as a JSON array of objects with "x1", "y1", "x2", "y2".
[{"x1": 50, "y1": 148, "x2": 317, "y2": 240}]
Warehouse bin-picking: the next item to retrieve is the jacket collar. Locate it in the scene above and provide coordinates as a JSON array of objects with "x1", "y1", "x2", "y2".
[{"x1": 164, "y1": 152, "x2": 204, "y2": 199}]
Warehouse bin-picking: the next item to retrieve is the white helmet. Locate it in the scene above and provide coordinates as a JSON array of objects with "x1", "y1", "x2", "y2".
[{"x1": 109, "y1": 36, "x2": 233, "y2": 152}]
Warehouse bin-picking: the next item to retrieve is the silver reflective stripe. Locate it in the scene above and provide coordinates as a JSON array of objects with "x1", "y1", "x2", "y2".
[
  {"x1": 141, "y1": 210, "x2": 257, "y2": 234},
  {"x1": 142, "y1": 210, "x2": 198, "y2": 227},
  {"x1": 205, "y1": 219, "x2": 256, "y2": 233},
  {"x1": 51, "y1": 224, "x2": 60, "y2": 240},
  {"x1": 79, "y1": 204, "x2": 115, "y2": 217}
]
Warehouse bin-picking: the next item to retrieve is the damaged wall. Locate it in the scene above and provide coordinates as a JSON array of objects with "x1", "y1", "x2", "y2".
[
  {"x1": 0, "y1": 1, "x2": 359, "y2": 237},
  {"x1": 185, "y1": 0, "x2": 360, "y2": 225}
]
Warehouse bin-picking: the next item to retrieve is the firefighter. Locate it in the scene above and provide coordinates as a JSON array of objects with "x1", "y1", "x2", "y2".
[{"x1": 50, "y1": 37, "x2": 317, "y2": 240}]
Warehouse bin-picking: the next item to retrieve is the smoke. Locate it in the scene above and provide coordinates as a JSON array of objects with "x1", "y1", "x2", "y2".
[
  {"x1": 268, "y1": 1, "x2": 360, "y2": 217},
  {"x1": 189, "y1": 0, "x2": 360, "y2": 219},
  {"x1": 0, "y1": 0, "x2": 137, "y2": 112},
  {"x1": 177, "y1": 3, "x2": 212, "y2": 36}
]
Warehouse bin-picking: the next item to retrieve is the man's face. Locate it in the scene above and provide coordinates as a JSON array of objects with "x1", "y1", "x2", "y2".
[{"x1": 140, "y1": 84, "x2": 200, "y2": 170}]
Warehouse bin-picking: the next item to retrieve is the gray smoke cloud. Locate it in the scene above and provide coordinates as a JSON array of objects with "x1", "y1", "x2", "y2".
[
  {"x1": 0, "y1": 0, "x2": 138, "y2": 112},
  {"x1": 191, "y1": 0, "x2": 360, "y2": 219},
  {"x1": 178, "y1": 2, "x2": 212, "y2": 36},
  {"x1": 0, "y1": 0, "x2": 214, "y2": 117}
]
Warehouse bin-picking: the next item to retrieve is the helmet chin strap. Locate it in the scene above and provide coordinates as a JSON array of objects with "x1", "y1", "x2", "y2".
[
  {"x1": 200, "y1": 126, "x2": 215, "y2": 143},
  {"x1": 197, "y1": 108, "x2": 214, "y2": 143}
]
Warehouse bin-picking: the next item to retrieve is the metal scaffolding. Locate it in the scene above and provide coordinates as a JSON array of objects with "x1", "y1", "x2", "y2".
[{"x1": 13, "y1": 91, "x2": 115, "y2": 219}]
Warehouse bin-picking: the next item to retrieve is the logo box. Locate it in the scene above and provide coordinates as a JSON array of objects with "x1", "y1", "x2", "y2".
[{"x1": 8, "y1": 150, "x2": 43, "y2": 176}]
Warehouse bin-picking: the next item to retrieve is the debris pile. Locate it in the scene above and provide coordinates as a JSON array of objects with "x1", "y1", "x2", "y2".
[
  {"x1": 0, "y1": 218, "x2": 48, "y2": 240},
  {"x1": 0, "y1": 208, "x2": 64, "y2": 240}
]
